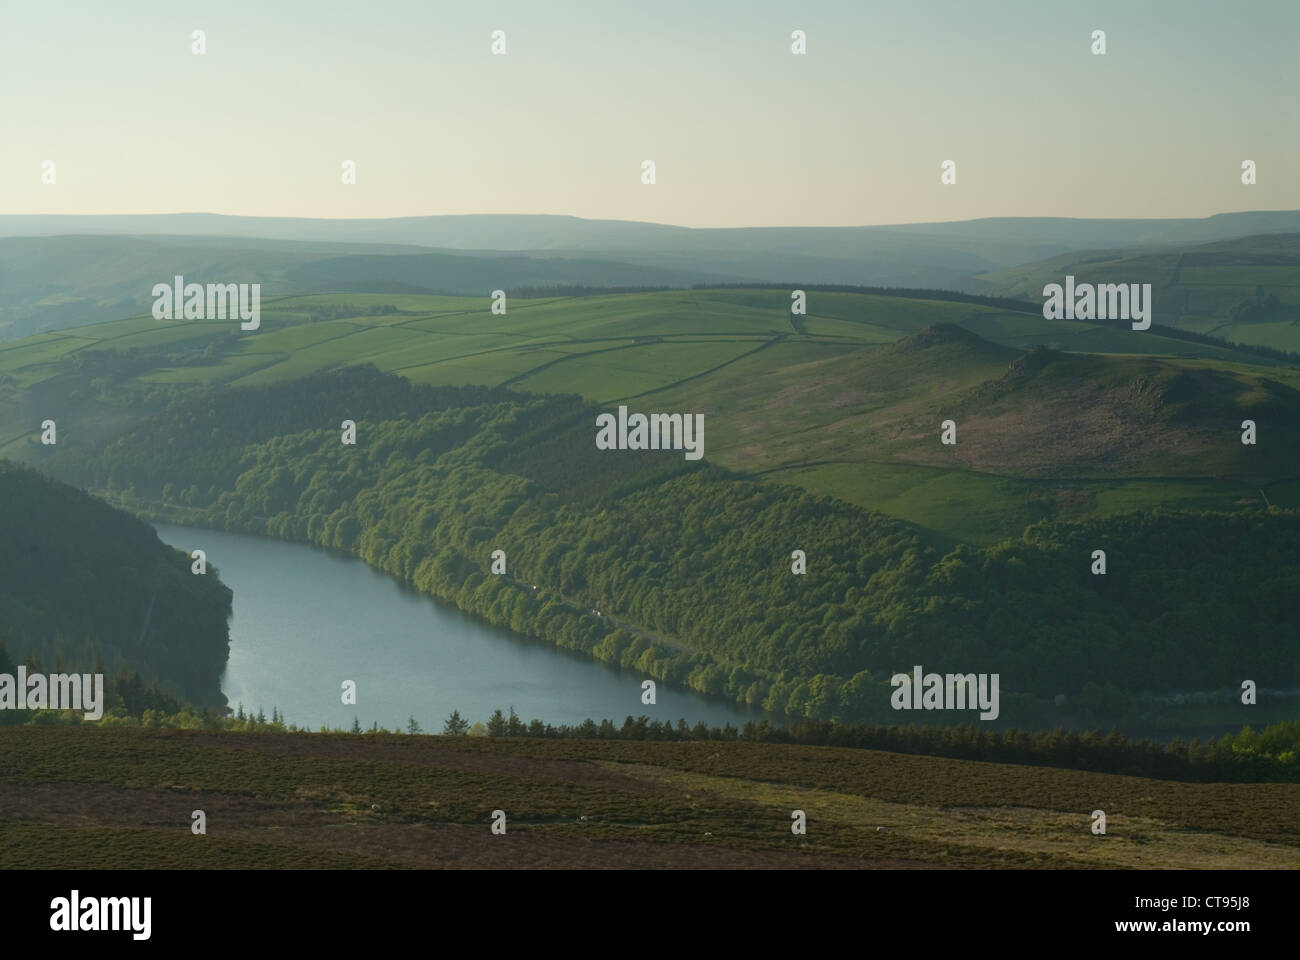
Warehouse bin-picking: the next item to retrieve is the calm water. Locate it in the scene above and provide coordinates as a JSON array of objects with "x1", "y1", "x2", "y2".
[{"x1": 154, "y1": 524, "x2": 759, "y2": 732}]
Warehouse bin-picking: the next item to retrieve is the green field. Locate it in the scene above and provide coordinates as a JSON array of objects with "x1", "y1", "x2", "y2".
[
  {"x1": 4, "y1": 287, "x2": 1298, "y2": 545},
  {"x1": 979, "y1": 234, "x2": 1300, "y2": 352}
]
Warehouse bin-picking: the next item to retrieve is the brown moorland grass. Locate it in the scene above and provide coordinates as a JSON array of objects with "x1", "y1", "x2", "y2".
[{"x1": 1, "y1": 728, "x2": 1296, "y2": 869}]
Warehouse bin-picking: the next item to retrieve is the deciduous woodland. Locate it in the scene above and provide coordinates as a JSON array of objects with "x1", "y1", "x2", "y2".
[{"x1": 48, "y1": 365, "x2": 1300, "y2": 726}]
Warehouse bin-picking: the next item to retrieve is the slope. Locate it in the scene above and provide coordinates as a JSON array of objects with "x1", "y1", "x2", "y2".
[
  {"x1": 978, "y1": 233, "x2": 1300, "y2": 352},
  {"x1": 5, "y1": 289, "x2": 1299, "y2": 547},
  {"x1": 0, "y1": 459, "x2": 233, "y2": 707}
]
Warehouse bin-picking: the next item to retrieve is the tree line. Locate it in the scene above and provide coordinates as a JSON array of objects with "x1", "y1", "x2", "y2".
[{"x1": 20, "y1": 691, "x2": 1296, "y2": 784}]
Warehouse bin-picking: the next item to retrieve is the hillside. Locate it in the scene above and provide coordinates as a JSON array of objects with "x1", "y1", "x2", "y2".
[
  {"x1": 0, "y1": 235, "x2": 729, "y2": 342},
  {"x1": 0, "y1": 460, "x2": 233, "y2": 707},
  {"x1": 3, "y1": 727, "x2": 1297, "y2": 869},
  {"x1": 978, "y1": 233, "x2": 1300, "y2": 353},
  {"x1": 6, "y1": 212, "x2": 1300, "y2": 291},
  {"x1": 689, "y1": 325, "x2": 1300, "y2": 480},
  {"x1": 4, "y1": 288, "x2": 1299, "y2": 546}
]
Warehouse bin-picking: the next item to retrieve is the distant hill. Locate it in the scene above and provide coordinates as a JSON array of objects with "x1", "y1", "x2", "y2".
[
  {"x1": 0, "y1": 235, "x2": 730, "y2": 342},
  {"x1": 7, "y1": 210, "x2": 1299, "y2": 252},
  {"x1": 6, "y1": 212, "x2": 1295, "y2": 306},
  {"x1": 6, "y1": 212, "x2": 1299, "y2": 341},
  {"x1": 879, "y1": 211, "x2": 1300, "y2": 248},
  {"x1": 279, "y1": 250, "x2": 727, "y2": 295},
  {"x1": 978, "y1": 233, "x2": 1300, "y2": 352}
]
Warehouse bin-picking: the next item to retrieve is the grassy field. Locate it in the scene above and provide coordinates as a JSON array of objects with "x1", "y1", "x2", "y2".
[
  {"x1": 5, "y1": 288, "x2": 1288, "y2": 396},
  {"x1": 978, "y1": 234, "x2": 1300, "y2": 351},
  {"x1": 3, "y1": 727, "x2": 1296, "y2": 869},
  {"x1": 3, "y1": 287, "x2": 1298, "y2": 545}
]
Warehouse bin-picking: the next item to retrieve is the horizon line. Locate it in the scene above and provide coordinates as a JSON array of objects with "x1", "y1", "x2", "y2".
[{"x1": 4, "y1": 209, "x2": 1298, "y2": 232}]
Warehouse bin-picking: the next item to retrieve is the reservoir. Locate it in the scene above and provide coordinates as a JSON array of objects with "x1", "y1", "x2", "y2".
[{"x1": 154, "y1": 524, "x2": 760, "y2": 732}]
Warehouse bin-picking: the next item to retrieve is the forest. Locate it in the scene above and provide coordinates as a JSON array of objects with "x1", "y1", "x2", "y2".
[
  {"x1": 44, "y1": 365, "x2": 1300, "y2": 727},
  {"x1": 0, "y1": 460, "x2": 233, "y2": 708}
]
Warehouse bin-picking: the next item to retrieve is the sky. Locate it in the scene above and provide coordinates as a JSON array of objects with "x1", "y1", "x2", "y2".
[{"x1": 2, "y1": 0, "x2": 1297, "y2": 227}]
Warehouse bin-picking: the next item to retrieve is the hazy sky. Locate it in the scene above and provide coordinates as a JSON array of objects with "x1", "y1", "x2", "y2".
[{"x1": 3, "y1": 0, "x2": 1296, "y2": 226}]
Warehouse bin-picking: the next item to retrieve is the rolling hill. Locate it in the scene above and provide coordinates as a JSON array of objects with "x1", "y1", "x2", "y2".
[
  {"x1": 0, "y1": 235, "x2": 730, "y2": 342},
  {"x1": 5, "y1": 286, "x2": 1297, "y2": 546},
  {"x1": 978, "y1": 233, "x2": 1300, "y2": 353},
  {"x1": 8, "y1": 210, "x2": 1300, "y2": 255},
  {"x1": 6, "y1": 212, "x2": 1297, "y2": 310}
]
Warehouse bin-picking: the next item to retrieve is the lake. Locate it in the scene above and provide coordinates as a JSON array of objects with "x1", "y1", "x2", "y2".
[{"x1": 154, "y1": 524, "x2": 760, "y2": 732}]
